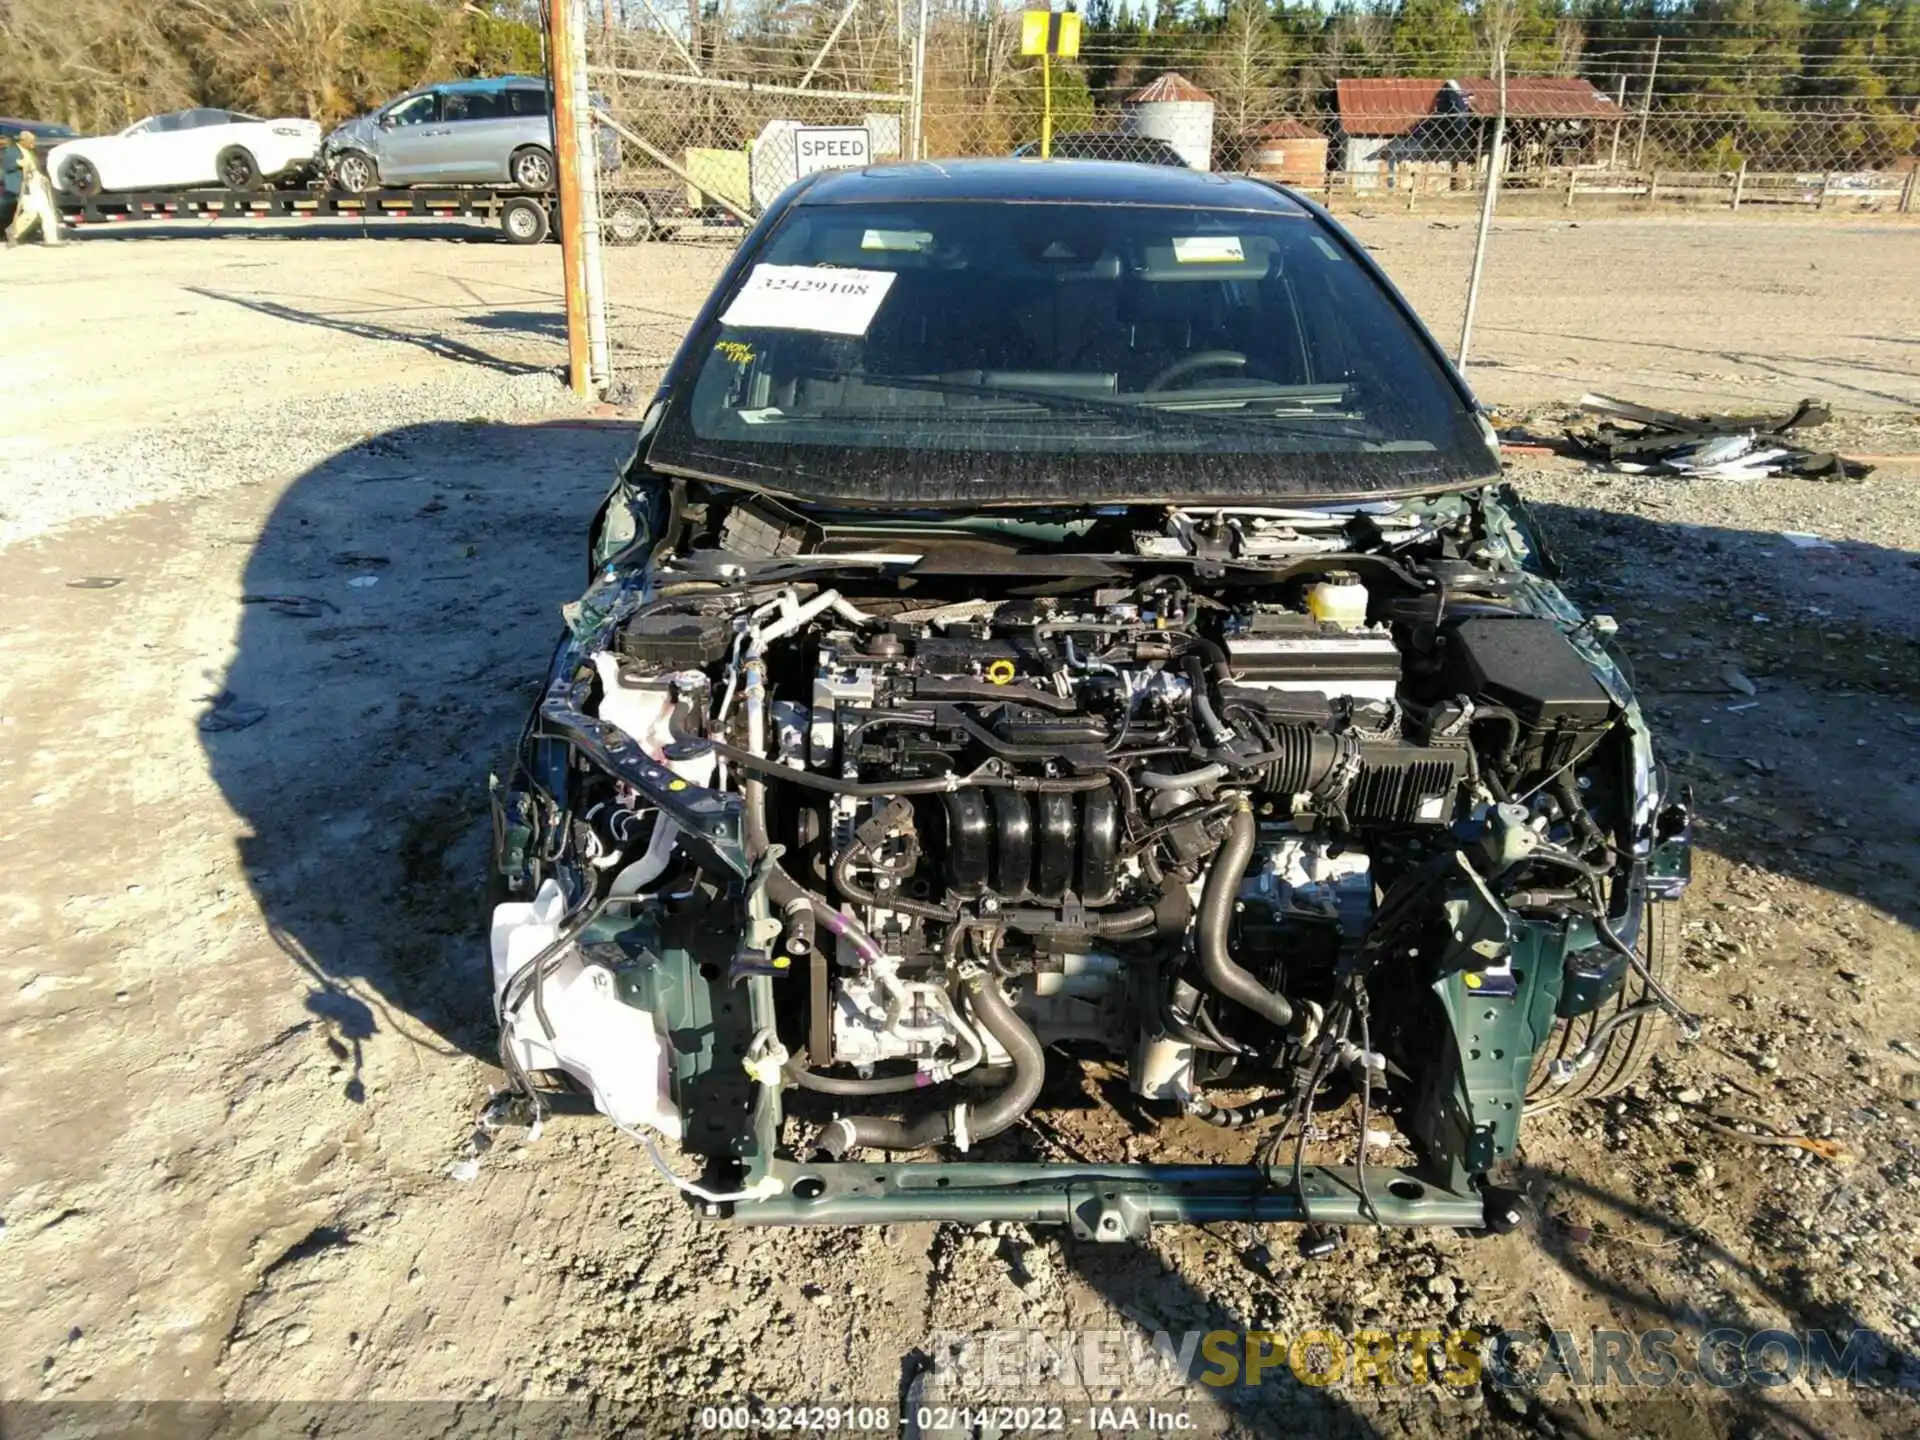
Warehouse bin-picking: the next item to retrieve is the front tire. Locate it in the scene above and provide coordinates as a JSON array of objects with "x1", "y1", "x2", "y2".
[
  {"x1": 1526, "y1": 900, "x2": 1681, "y2": 1113},
  {"x1": 60, "y1": 156, "x2": 102, "y2": 196},
  {"x1": 332, "y1": 152, "x2": 377, "y2": 194},
  {"x1": 217, "y1": 147, "x2": 262, "y2": 191},
  {"x1": 509, "y1": 146, "x2": 555, "y2": 190}
]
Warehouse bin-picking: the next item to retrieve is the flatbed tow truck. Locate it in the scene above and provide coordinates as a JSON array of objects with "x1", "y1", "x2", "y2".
[
  {"x1": 51, "y1": 183, "x2": 718, "y2": 245},
  {"x1": 55, "y1": 184, "x2": 568, "y2": 243}
]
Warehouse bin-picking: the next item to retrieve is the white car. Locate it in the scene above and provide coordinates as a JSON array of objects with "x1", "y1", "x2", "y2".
[{"x1": 48, "y1": 108, "x2": 321, "y2": 195}]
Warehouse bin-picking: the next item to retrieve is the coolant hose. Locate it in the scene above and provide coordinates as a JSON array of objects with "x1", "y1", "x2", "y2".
[
  {"x1": 964, "y1": 974, "x2": 1047, "y2": 1142},
  {"x1": 817, "y1": 976, "x2": 1046, "y2": 1156},
  {"x1": 1196, "y1": 804, "x2": 1294, "y2": 1031},
  {"x1": 1141, "y1": 763, "x2": 1227, "y2": 790},
  {"x1": 785, "y1": 1054, "x2": 939, "y2": 1096}
]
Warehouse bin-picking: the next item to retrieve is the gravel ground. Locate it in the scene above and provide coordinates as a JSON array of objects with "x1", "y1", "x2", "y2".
[
  {"x1": 0, "y1": 217, "x2": 1916, "y2": 1439},
  {"x1": 0, "y1": 226, "x2": 585, "y2": 547}
]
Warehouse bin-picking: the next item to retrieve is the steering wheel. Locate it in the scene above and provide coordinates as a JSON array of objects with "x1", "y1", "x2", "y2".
[{"x1": 1144, "y1": 350, "x2": 1250, "y2": 393}]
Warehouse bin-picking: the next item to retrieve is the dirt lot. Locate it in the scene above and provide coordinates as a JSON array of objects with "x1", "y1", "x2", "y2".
[{"x1": 1, "y1": 212, "x2": 1918, "y2": 1437}]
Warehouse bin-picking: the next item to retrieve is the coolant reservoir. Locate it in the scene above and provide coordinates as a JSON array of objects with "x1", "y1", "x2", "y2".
[
  {"x1": 491, "y1": 879, "x2": 682, "y2": 1138},
  {"x1": 1306, "y1": 572, "x2": 1369, "y2": 629}
]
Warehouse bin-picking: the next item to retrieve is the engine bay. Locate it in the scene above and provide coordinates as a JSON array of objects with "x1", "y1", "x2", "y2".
[{"x1": 490, "y1": 484, "x2": 1693, "y2": 1234}]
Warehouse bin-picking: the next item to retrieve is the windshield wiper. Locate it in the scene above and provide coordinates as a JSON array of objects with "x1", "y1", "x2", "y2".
[{"x1": 801, "y1": 372, "x2": 1296, "y2": 437}]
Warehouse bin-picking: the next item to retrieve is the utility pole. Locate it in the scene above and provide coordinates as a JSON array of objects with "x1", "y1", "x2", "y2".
[
  {"x1": 548, "y1": 0, "x2": 594, "y2": 396},
  {"x1": 1633, "y1": 33, "x2": 1661, "y2": 170},
  {"x1": 912, "y1": 0, "x2": 928, "y2": 158},
  {"x1": 1457, "y1": 97, "x2": 1506, "y2": 367}
]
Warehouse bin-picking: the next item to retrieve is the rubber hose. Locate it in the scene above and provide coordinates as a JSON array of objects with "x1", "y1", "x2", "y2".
[
  {"x1": 964, "y1": 976, "x2": 1046, "y2": 1141},
  {"x1": 1187, "y1": 634, "x2": 1234, "y2": 683},
  {"x1": 1183, "y1": 654, "x2": 1235, "y2": 747},
  {"x1": 1196, "y1": 805, "x2": 1294, "y2": 1030},
  {"x1": 818, "y1": 1110, "x2": 952, "y2": 1158},
  {"x1": 832, "y1": 839, "x2": 958, "y2": 922},
  {"x1": 1141, "y1": 763, "x2": 1226, "y2": 790},
  {"x1": 785, "y1": 1054, "x2": 936, "y2": 1096}
]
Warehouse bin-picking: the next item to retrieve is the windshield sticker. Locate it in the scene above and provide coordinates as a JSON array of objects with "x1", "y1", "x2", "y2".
[
  {"x1": 715, "y1": 340, "x2": 755, "y2": 365},
  {"x1": 1172, "y1": 236, "x2": 1245, "y2": 264},
  {"x1": 719, "y1": 264, "x2": 897, "y2": 337},
  {"x1": 860, "y1": 229, "x2": 933, "y2": 252}
]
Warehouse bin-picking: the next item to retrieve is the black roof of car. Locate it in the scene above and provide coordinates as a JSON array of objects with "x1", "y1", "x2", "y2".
[{"x1": 792, "y1": 158, "x2": 1309, "y2": 214}]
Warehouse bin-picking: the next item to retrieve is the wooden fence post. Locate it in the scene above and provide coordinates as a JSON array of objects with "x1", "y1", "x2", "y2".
[
  {"x1": 1901, "y1": 167, "x2": 1917, "y2": 214},
  {"x1": 1565, "y1": 165, "x2": 1577, "y2": 208},
  {"x1": 1647, "y1": 168, "x2": 1660, "y2": 204},
  {"x1": 1817, "y1": 172, "x2": 1832, "y2": 210},
  {"x1": 1730, "y1": 162, "x2": 1745, "y2": 210}
]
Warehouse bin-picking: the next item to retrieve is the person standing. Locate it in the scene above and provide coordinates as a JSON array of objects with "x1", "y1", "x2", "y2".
[{"x1": 5, "y1": 131, "x2": 63, "y2": 247}]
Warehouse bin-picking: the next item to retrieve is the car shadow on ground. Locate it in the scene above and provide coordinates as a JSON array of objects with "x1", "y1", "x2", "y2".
[
  {"x1": 200, "y1": 418, "x2": 633, "y2": 1099},
  {"x1": 1507, "y1": 1162, "x2": 1920, "y2": 1430}
]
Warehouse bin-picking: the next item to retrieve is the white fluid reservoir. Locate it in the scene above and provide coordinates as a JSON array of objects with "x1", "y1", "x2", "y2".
[{"x1": 491, "y1": 879, "x2": 682, "y2": 1138}]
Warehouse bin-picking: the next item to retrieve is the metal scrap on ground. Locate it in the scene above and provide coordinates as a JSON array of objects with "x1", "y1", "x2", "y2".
[{"x1": 1564, "y1": 393, "x2": 1874, "y2": 481}]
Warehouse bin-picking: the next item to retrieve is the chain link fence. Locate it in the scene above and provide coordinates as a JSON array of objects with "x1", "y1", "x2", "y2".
[{"x1": 579, "y1": 4, "x2": 1918, "y2": 383}]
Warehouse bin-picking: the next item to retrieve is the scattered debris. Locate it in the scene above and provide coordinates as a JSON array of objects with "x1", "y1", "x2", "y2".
[
  {"x1": 1721, "y1": 665, "x2": 1757, "y2": 697},
  {"x1": 198, "y1": 690, "x2": 268, "y2": 732},
  {"x1": 1782, "y1": 532, "x2": 1836, "y2": 550},
  {"x1": 330, "y1": 551, "x2": 391, "y2": 567},
  {"x1": 346, "y1": 575, "x2": 381, "y2": 590},
  {"x1": 65, "y1": 577, "x2": 124, "y2": 590},
  {"x1": 1565, "y1": 394, "x2": 1873, "y2": 481},
  {"x1": 1700, "y1": 1112, "x2": 1854, "y2": 1165},
  {"x1": 240, "y1": 592, "x2": 338, "y2": 619}
]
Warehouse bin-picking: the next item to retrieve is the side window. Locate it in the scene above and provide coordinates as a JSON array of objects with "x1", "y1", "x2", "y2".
[
  {"x1": 443, "y1": 91, "x2": 504, "y2": 123},
  {"x1": 508, "y1": 88, "x2": 550, "y2": 118},
  {"x1": 387, "y1": 94, "x2": 438, "y2": 127}
]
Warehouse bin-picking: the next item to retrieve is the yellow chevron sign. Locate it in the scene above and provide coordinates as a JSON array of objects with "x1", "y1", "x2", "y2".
[{"x1": 1020, "y1": 10, "x2": 1082, "y2": 58}]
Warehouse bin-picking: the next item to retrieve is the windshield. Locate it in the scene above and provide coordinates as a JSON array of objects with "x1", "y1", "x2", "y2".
[{"x1": 648, "y1": 197, "x2": 1495, "y2": 507}]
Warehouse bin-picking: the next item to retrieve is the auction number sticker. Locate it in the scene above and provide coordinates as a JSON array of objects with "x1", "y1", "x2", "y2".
[
  {"x1": 718, "y1": 264, "x2": 897, "y2": 336},
  {"x1": 1171, "y1": 235, "x2": 1245, "y2": 264}
]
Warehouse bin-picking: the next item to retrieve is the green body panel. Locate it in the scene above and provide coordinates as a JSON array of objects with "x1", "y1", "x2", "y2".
[{"x1": 1409, "y1": 858, "x2": 1569, "y2": 1192}]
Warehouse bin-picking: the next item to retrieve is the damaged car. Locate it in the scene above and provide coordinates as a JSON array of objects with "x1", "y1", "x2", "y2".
[{"x1": 488, "y1": 160, "x2": 1693, "y2": 1236}]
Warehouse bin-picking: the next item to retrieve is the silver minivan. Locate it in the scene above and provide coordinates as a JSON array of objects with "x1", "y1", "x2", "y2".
[{"x1": 323, "y1": 77, "x2": 614, "y2": 192}]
